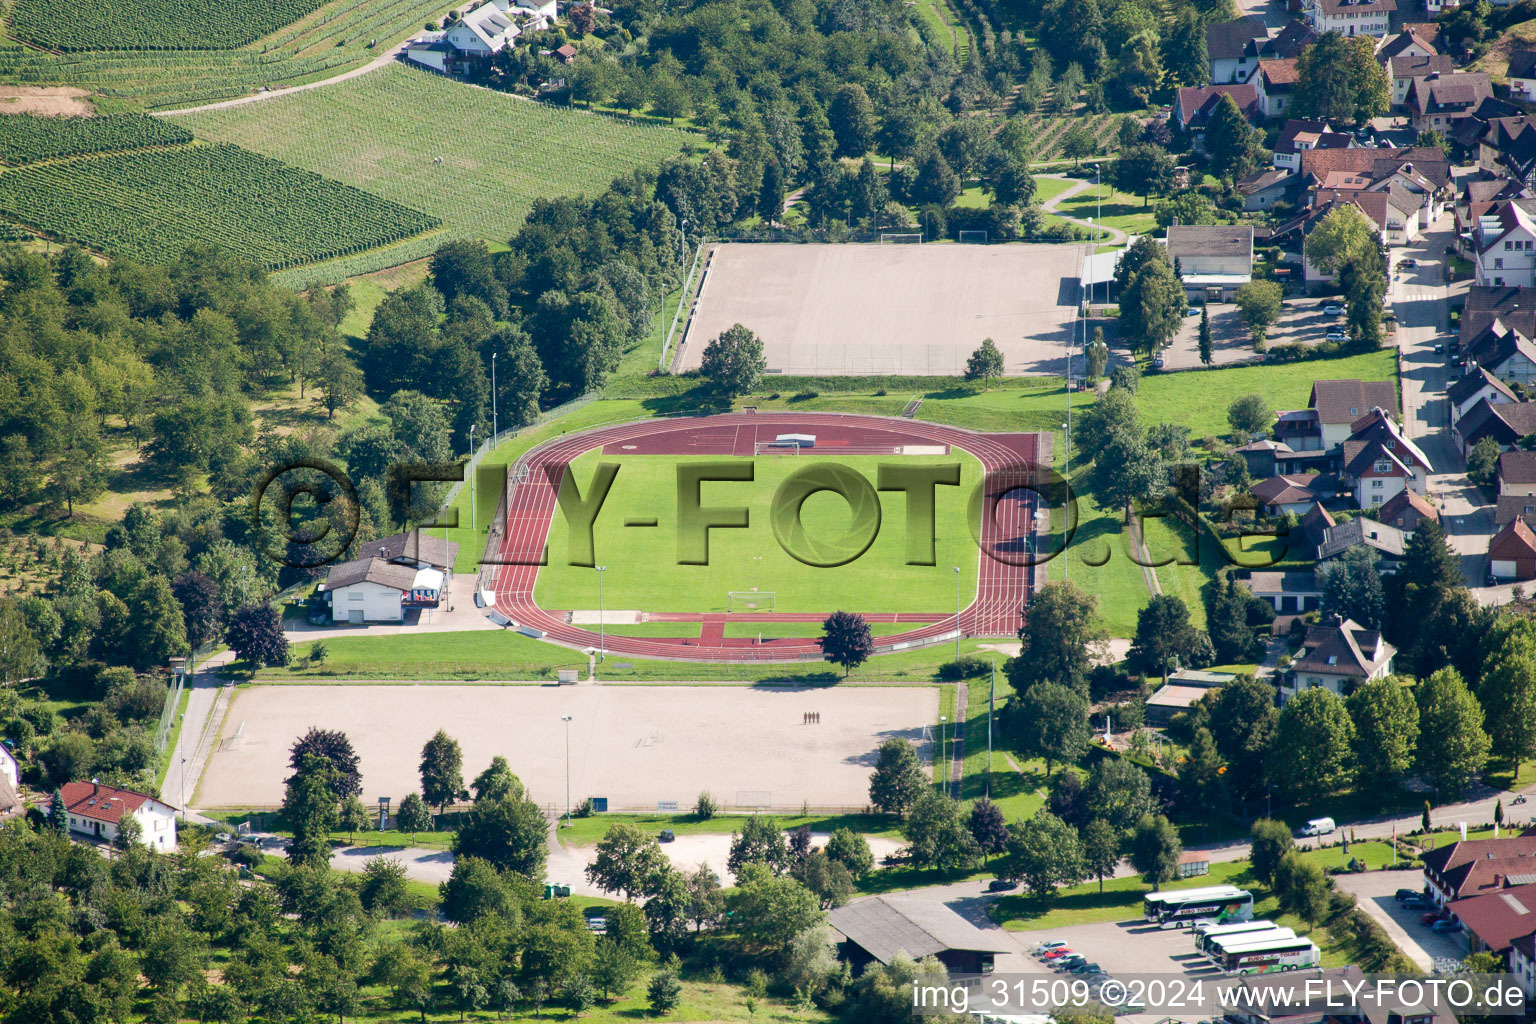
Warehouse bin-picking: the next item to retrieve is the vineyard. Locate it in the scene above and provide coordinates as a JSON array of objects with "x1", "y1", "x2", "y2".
[
  {"x1": 8, "y1": 0, "x2": 330, "y2": 51},
  {"x1": 183, "y1": 65, "x2": 693, "y2": 244},
  {"x1": 0, "y1": 142, "x2": 440, "y2": 267},
  {"x1": 0, "y1": 113, "x2": 191, "y2": 164},
  {"x1": 0, "y1": 0, "x2": 451, "y2": 111}
]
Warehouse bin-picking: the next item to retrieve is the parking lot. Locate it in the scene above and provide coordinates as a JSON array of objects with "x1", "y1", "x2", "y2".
[
  {"x1": 1160, "y1": 298, "x2": 1344, "y2": 371},
  {"x1": 1333, "y1": 869, "x2": 1466, "y2": 971}
]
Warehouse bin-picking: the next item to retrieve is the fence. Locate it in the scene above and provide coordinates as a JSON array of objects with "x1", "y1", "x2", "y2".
[
  {"x1": 660, "y1": 239, "x2": 707, "y2": 372},
  {"x1": 154, "y1": 668, "x2": 185, "y2": 753}
]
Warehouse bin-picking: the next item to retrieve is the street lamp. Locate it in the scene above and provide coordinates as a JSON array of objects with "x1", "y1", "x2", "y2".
[
  {"x1": 491, "y1": 351, "x2": 498, "y2": 444},
  {"x1": 595, "y1": 565, "x2": 607, "y2": 663},
  {"x1": 939, "y1": 714, "x2": 947, "y2": 790},
  {"x1": 1062, "y1": 421, "x2": 1071, "y2": 579},
  {"x1": 179, "y1": 753, "x2": 186, "y2": 822},
  {"x1": 561, "y1": 715, "x2": 573, "y2": 827},
  {"x1": 468, "y1": 423, "x2": 476, "y2": 537},
  {"x1": 952, "y1": 566, "x2": 961, "y2": 661}
]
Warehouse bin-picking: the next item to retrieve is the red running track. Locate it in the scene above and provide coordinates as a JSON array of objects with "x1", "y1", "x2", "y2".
[{"x1": 486, "y1": 412, "x2": 1048, "y2": 662}]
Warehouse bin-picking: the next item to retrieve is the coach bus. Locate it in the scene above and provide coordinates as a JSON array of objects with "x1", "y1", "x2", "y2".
[
  {"x1": 1193, "y1": 920, "x2": 1284, "y2": 955},
  {"x1": 1216, "y1": 936, "x2": 1320, "y2": 975},
  {"x1": 1142, "y1": 886, "x2": 1254, "y2": 929},
  {"x1": 1204, "y1": 926, "x2": 1296, "y2": 959}
]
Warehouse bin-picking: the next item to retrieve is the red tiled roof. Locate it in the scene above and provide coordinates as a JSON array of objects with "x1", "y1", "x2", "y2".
[
  {"x1": 58, "y1": 780, "x2": 153, "y2": 825},
  {"x1": 1260, "y1": 58, "x2": 1299, "y2": 87},
  {"x1": 1491, "y1": 517, "x2": 1536, "y2": 560},
  {"x1": 1448, "y1": 881, "x2": 1536, "y2": 953},
  {"x1": 1378, "y1": 488, "x2": 1438, "y2": 526}
]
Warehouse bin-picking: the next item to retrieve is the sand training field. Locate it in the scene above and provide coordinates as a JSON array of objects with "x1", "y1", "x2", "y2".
[
  {"x1": 677, "y1": 242, "x2": 1085, "y2": 376},
  {"x1": 197, "y1": 683, "x2": 940, "y2": 811}
]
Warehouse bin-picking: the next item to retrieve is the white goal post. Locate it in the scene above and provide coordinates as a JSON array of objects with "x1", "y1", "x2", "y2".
[
  {"x1": 879, "y1": 233, "x2": 922, "y2": 244},
  {"x1": 727, "y1": 591, "x2": 777, "y2": 612},
  {"x1": 753, "y1": 440, "x2": 802, "y2": 455},
  {"x1": 957, "y1": 229, "x2": 989, "y2": 244}
]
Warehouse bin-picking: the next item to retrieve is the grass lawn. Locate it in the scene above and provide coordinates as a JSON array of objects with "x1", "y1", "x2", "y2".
[
  {"x1": 1053, "y1": 183, "x2": 1157, "y2": 236},
  {"x1": 1034, "y1": 176, "x2": 1082, "y2": 205},
  {"x1": 1139, "y1": 513, "x2": 1214, "y2": 631},
  {"x1": 533, "y1": 451, "x2": 984, "y2": 615},
  {"x1": 1137, "y1": 349, "x2": 1397, "y2": 440},
  {"x1": 337, "y1": 259, "x2": 432, "y2": 342}
]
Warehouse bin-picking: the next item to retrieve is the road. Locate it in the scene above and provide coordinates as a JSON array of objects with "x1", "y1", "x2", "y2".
[
  {"x1": 164, "y1": 650, "x2": 236, "y2": 822},
  {"x1": 1390, "y1": 215, "x2": 1495, "y2": 586}
]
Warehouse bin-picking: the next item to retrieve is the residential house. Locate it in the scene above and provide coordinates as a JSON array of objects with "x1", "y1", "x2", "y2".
[
  {"x1": 1448, "y1": 365, "x2": 1519, "y2": 426},
  {"x1": 1234, "y1": 438, "x2": 1296, "y2": 477},
  {"x1": 1491, "y1": 517, "x2": 1536, "y2": 580},
  {"x1": 553, "y1": 42, "x2": 577, "y2": 63},
  {"x1": 1273, "y1": 119, "x2": 1352, "y2": 173},
  {"x1": 1254, "y1": 59, "x2": 1298, "y2": 118},
  {"x1": 1477, "y1": 117, "x2": 1536, "y2": 189},
  {"x1": 1465, "y1": 319, "x2": 1536, "y2": 383},
  {"x1": 1253, "y1": 473, "x2": 1322, "y2": 515},
  {"x1": 1242, "y1": 18, "x2": 1317, "y2": 66},
  {"x1": 0, "y1": 746, "x2": 21, "y2": 824},
  {"x1": 1377, "y1": 488, "x2": 1438, "y2": 532},
  {"x1": 1497, "y1": 492, "x2": 1536, "y2": 529},
  {"x1": 319, "y1": 529, "x2": 459, "y2": 624},
  {"x1": 1512, "y1": 933, "x2": 1536, "y2": 999},
  {"x1": 1406, "y1": 72, "x2": 1493, "y2": 133},
  {"x1": 1389, "y1": 54, "x2": 1456, "y2": 107},
  {"x1": 444, "y1": 1, "x2": 520, "y2": 61},
  {"x1": 1461, "y1": 286, "x2": 1536, "y2": 369},
  {"x1": 1292, "y1": 379, "x2": 1400, "y2": 450},
  {"x1": 1448, "y1": 883, "x2": 1536, "y2": 957},
  {"x1": 1284, "y1": 617, "x2": 1396, "y2": 700},
  {"x1": 1165, "y1": 224, "x2": 1254, "y2": 301},
  {"x1": 1473, "y1": 199, "x2": 1536, "y2": 288},
  {"x1": 1173, "y1": 84, "x2": 1260, "y2": 143},
  {"x1": 1243, "y1": 569, "x2": 1324, "y2": 613},
  {"x1": 1316, "y1": 516, "x2": 1408, "y2": 566},
  {"x1": 1303, "y1": 0, "x2": 1394, "y2": 37},
  {"x1": 1339, "y1": 407, "x2": 1432, "y2": 508},
  {"x1": 1453, "y1": 398, "x2": 1536, "y2": 454},
  {"x1": 1225, "y1": 968, "x2": 1457, "y2": 1024},
  {"x1": 1206, "y1": 16, "x2": 1271, "y2": 84},
  {"x1": 1238, "y1": 168, "x2": 1294, "y2": 210},
  {"x1": 1274, "y1": 408, "x2": 1325, "y2": 450},
  {"x1": 1300, "y1": 501, "x2": 1337, "y2": 549},
  {"x1": 1510, "y1": 50, "x2": 1536, "y2": 102},
  {"x1": 1501, "y1": 450, "x2": 1536, "y2": 494},
  {"x1": 1422, "y1": 836, "x2": 1536, "y2": 905},
  {"x1": 54, "y1": 780, "x2": 177, "y2": 851},
  {"x1": 1377, "y1": 25, "x2": 1442, "y2": 63},
  {"x1": 1451, "y1": 95, "x2": 1527, "y2": 154}
]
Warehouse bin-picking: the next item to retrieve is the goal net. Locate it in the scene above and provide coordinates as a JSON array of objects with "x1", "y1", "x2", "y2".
[
  {"x1": 957, "y1": 229, "x2": 989, "y2": 244},
  {"x1": 735, "y1": 790, "x2": 773, "y2": 810},
  {"x1": 753, "y1": 440, "x2": 802, "y2": 455},
  {"x1": 879, "y1": 233, "x2": 921, "y2": 244},
  {"x1": 727, "y1": 590, "x2": 776, "y2": 612}
]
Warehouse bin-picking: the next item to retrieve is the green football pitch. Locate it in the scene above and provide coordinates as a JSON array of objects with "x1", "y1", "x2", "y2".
[{"x1": 532, "y1": 451, "x2": 984, "y2": 614}]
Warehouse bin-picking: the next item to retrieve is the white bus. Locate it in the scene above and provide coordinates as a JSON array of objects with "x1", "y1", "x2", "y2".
[
  {"x1": 1142, "y1": 886, "x2": 1254, "y2": 929},
  {"x1": 1193, "y1": 920, "x2": 1283, "y2": 955},
  {"x1": 1205, "y1": 927, "x2": 1296, "y2": 958},
  {"x1": 1216, "y1": 936, "x2": 1320, "y2": 974}
]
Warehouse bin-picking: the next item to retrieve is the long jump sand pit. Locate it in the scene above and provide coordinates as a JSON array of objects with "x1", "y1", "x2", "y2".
[
  {"x1": 197, "y1": 683, "x2": 939, "y2": 810},
  {"x1": 678, "y1": 242, "x2": 1085, "y2": 376}
]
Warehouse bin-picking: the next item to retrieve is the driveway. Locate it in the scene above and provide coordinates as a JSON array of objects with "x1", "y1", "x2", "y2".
[{"x1": 1334, "y1": 869, "x2": 1467, "y2": 971}]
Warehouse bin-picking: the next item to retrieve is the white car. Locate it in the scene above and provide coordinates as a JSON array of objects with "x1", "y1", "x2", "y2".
[
  {"x1": 1325, "y1": 330, "x2": 1348, "y2": 341},
  {"x1": 1299, "y1": 816, "x2": 1336, "y2": 837},
  {"x1": 1323, "y1": 304, "x2": 1344, "y2": 316}
]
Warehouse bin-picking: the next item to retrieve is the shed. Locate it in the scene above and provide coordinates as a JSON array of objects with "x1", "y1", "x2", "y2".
[{"x1": 828, "y1": 895, "x2": 1015, "y2": 974}]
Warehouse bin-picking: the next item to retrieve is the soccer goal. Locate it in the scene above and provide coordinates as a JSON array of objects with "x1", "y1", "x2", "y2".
[
  {"x1": 879, "y1": 233, "x2": 922, "y2": 244},
  {"x1": 727, "y1": 590, "x2": 777, "y2": 612},
  {"x1": 735, "y1": 789, "x2": 773, "y2": 811},
  {"x1": 957, "y1": 229, "x2": 989, "y2": 244},
  {"x1": 752, "y1": 440, "x2": 802, "y2": 455}
]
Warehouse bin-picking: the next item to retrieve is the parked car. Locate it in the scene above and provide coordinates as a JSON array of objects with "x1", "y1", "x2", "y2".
[
  {"x1": 1402, "y1": 896, "x2": 1433, "y2": 910},
  {"x1": 1431, "y1": 918, "x2": 1462, "y2": 933},
  {"x1": 1054, "y1": 956, "x2": 1087, "y2": 971},
  {"x1": 1395, "y1": 889, "x2": 1423, "y2": 902},
  {"x1": 1187, "y1": 308, "x2": 1200, "y2": 316},
  {"x1": 1153, "y1": 356, "x2": 1165, "y2": 369},
  {"x1": 1421, "y1": 912, "x2": 1442, "y2": 925},
  {"x1": 659, "y1": 830, "x2": 675, "y2": 842},
  {"x1": 1034, "y1": 940, "x2": 1068, "y2": 953},
  {"x1": 1043, "y1": 948, "x2": 1076, "y2": 960},
  {"x1": 988, "y1": 879, "x2": 1017, "y2": 893},
  {"x1": 1070, "y1": 963, "x2": 1104, "y2": 975},
  {"x1": 1433, "y1": 343, "x2": 1443, "y2": 354},
  {"x1": 1325, "y1": 329, "x2": 1348, "y2": 341},
  {"x1": 1401, "y1": 257, "x2": 1418, "y2": 268},
  {"x1": 1323, "y1": 304, "x2": 1345, "y2": 316}
]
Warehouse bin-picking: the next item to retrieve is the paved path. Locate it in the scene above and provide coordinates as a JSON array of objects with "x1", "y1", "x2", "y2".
[
  {"x1": 1038, "y1": 176, "x2": 1128, "y2": 245},
  {"x1": 154, "y1": 45, "x2": 412, "y2": 117},
  {"x1": 166, "y1": 650, "x2": 236, "y2": 822}
]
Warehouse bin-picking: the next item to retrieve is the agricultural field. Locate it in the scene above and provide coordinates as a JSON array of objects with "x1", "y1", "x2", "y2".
[
  {"x1": 1020, "y1": 112, "x2": 1124, "y2": 164},
  {"x1": 0, "y1": 0, "x2": 453, "y2": 111},
  {"x1": 184, "y1": 64, "x2": 693, "y2": 244},
  {"x1": 9, "y1": 0, "x2": 328, "y2": 51},
  {"x1": 0, "y1": 142, "x2": 439, "y2": 267},
  {"x1": 0, "y1": 112, "x2": 190, "y2": 164}
]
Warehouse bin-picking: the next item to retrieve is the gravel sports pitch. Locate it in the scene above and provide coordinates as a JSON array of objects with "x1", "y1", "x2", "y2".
[
  {"x1": 675, "y1": 242, "x2": 1087, "y2": 376},
  {"x1": 195, "y1": 683, "x2": 940, "y2": 811}
]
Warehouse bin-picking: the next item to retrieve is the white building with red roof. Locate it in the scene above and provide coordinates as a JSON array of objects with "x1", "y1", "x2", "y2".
[{"x1": 54, "y1": 780, "x2": 177, "y2": 851}]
